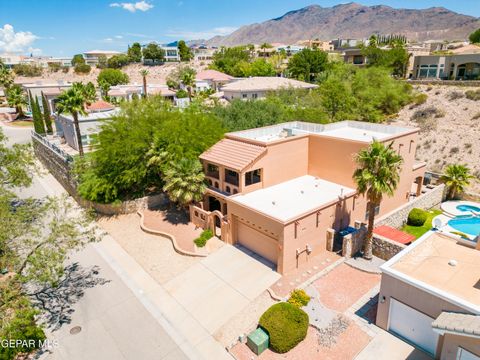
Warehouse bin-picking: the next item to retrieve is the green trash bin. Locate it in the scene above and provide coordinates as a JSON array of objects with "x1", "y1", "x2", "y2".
[{"x1": 247, "y1": 327, "x2": 269, "y2": 355}]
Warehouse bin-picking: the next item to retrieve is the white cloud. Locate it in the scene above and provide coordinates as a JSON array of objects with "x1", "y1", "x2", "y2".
[
  {"x1": 110, "y1": 1, "x2": 153, "y2": 12},
  {"x1": 0, "y1": 24, "x2": 39, "y2": 53},
  {"x1": 165, "y1": 27, "x2": 237, "y2": 40},
  {"x1": 115, "y1": 35, "x2": 123, "y2": 39},
  {"x1": 124, "y1": 32, "x2": 150, "y2": 38}
]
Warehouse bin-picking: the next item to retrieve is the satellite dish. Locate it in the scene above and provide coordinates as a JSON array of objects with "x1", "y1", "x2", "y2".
[{"x1": 433, "y1": 217, "x2": 443, "y2": 229}]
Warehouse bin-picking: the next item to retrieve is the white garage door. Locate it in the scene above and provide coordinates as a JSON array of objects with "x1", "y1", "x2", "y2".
[
  {"x1": 236, "y1": 220, "x2": 278, "y2": 265},
  {"x1": 388, "y1": 298, "x2": 439, "y2": 356}
]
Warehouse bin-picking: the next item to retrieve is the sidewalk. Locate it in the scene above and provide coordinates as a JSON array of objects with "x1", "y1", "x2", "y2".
[{"x1": 94, "y1": 235, "x2": 233, "y2": 360}]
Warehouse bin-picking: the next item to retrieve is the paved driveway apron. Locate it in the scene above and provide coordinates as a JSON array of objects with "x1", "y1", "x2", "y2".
[{"x1": 164, "y1": 245, "x2": 280, "y2": 334}]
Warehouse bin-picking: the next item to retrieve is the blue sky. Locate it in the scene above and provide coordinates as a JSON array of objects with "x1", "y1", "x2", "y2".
[{"x1": 0, "y1": 0, "x2": 479, "y2": 57}]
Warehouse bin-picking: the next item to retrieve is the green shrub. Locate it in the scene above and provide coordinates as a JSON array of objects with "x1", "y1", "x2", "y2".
[
  {"x1": 465, "y1": 89, "x2": 480, "y2": 101},
  {"x1": 259, "y1": 302, "x2": 309, "y2": 353},
  {"x1": 412, "y1": 93, "x2": 427, "y2": 106},
  {"x1": 176, "y1": 89, "x2": 189, "y2": 98},
  {"x1": 74, "y1": 63, "x2": 91, "y2": 74},
  {"x1": 287, "y1": 289, "x2": 311, "y2": 308},
  {"x1": 194, "y1": 229, "x2": 213, "y2": 247},
  {"x1": 97, "y1": 68, "x2": 129, "y2": 87},
  {"x1": 407, "y1": 208, "x2": 428, "y2": 226},
  {"x1": 12, "y1": 64, "x2": 43, "y2": 77}
]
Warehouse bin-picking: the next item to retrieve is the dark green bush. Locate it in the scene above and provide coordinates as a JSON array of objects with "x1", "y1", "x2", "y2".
[
  {"x1": 287, "y1": 289, "x2": 311, "y2": 308},
  {"x1": 259, "y1": 302, "x2": 309, "y2": 353},
  {"x1": 194, "y1": 229, "x2": 213, "y2": 247},
  {"x1": 407, "y1": 208, "x2": 428, "y2": 226},
  {"x1": 74, "y1": 63, "x2": 91, "y2": 74}
]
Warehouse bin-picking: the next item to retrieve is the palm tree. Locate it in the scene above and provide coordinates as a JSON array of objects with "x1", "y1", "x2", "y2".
[
  {"x1": 353, "y1": 141, "x2": 403, "y2": 260},
  {"x1": 56, "y1": 84, "x2": 88, "y2": 156},
  {"x1": 6, "y1": 85, "x2": 27, "y2": 117},
  {"x1": 163, "y1": 159, "x2": 206, "y2": 208},
  {"x1": 181, "y1": 71, "x2": 195, "y2": 99},
  {"x1": 139, "y1": 69, "x2": 149, "y2": 98},
  {"x1": 440, "y1": 164, "x2": 473, "y2": 200}
]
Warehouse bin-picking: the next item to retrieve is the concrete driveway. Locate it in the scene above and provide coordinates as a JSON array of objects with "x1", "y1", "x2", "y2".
[{"x1": 164, "y1": 245, "x2": 280, "y2": 334}]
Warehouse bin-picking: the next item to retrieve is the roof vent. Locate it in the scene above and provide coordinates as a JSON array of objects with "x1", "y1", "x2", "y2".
[
  {"x1": 272, "y1": 201, "x2": 276, "y2": 205},
  {"x1": 301, "y1": 190, "x2": 304, "y2": 194},
  {"x1": 448, "y1": 259, "x2": 458, "y2": 267}
]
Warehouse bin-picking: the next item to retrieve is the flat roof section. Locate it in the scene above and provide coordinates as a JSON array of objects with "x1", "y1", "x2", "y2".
[
  {"x1": 383, "y1": 231, "x2": 480, "y2": 313},
  {"x1": 228, "y1": 121, "x2": 416, "y2": 144},
  {"x1": 230, "y1": 175, "x2": 355, "y2": 223}
]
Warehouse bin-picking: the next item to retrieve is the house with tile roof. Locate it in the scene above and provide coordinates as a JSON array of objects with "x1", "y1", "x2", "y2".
[
  {"x1": 191, "y1": 121, "x2": 426, "y2": 274},
  {"x1": 377, "y1": 230, "x2": 480, "y2": 359}
]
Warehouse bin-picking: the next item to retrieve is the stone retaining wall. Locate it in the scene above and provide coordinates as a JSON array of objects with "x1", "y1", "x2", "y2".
[
  {"x1": 407, "y1": 80, "x2": 480, "y2": 87},
  {"x1": 32, "y1": 134, "x2": 166, "y2": 215},
  {"x1": 375, "y1": 184, "x2": 447, "y2": 229},
  {"x1": 372, "y1": 234, "x2": 407, "y2": 261}
]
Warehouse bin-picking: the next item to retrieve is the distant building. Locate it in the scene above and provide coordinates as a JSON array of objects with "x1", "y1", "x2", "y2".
[
  {"x1": 377, "y1": 230, "x2": 480, "y2": 358},
  {"x1": 275, "y1": 45, "x2": 305, "y2": 56},
  {"x1": 192, "y1": 46, "x2": 216, "y2": 62},
  {"x1": 107, "y1": 84, "x2": 175, "y2": 101},
  {"x1": 221, "y1": 77, "x2": 317, "y2": 100},
  {"x1": 412, "y1": 53, "x2": 480, "y2": 80},
  {"x1": 195, "y1": 70, "x2": 234, "y2": 91},
  {"x1": 343, "y1": 48, "x2": 367, "y2": 66},
  {"x1": 55, "y1": 101, "x2": 119, "y2": 151},
  {"x1": 297, "y1": 39, "x2": 334, "y2": 52},
  {"x1": 162, "y1": 46, "x2": 180, "y2": 62},
  {"x1": 83, "y1": 50, "x2": 122, "y2": 66},
  {"x1": 332, "y1": 38, "x2": 367, "y2": 50},
  {"x1": 22, "y1": 81, "x2": 71, "y2": 113}
]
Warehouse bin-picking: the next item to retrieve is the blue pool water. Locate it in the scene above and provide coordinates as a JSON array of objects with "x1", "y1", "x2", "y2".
[
  {"x1": 448, "y1": 216, "x2": 480, "y2": 236},
  {"x1": 456, "y1": 204, "x2": 480, "y2": 213}
]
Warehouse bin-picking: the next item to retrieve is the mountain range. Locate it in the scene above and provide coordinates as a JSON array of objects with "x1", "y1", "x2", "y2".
[{"x1": 203, "y1": 3, "x2": 480, "y2": 46}]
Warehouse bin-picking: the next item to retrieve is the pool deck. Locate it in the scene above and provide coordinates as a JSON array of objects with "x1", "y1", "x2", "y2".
[{"x1": 440, "y1": 200, "x2": 480, "y2": 217}]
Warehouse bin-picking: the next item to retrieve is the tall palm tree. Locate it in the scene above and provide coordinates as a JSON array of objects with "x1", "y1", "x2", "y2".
[
  {"x1": 6, "y1": 85, "x2": 27, "y2": 117},
  {"x1": 353, "y1": 141, "x2": 403, "y2": 260},
  {"x1": 56, "y1": 84, "x2": 88, "y2": 156},
  {"x1": 163, "y1": 159, "x2": 206, "y2": 208},
  {"x1": 139, "y1": 69, "x2": 149, "y2": 98},
  {"x1": 181, "y1": 71, "x2": 195, "y2": 99},
  {"x1": 440, "y1": 164, "x2": 473, "y2": 200}
]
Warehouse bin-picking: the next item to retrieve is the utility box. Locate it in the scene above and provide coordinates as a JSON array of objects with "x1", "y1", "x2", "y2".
[{"x1": 247, "y1": 327, "x2": 269, "y2": 355}]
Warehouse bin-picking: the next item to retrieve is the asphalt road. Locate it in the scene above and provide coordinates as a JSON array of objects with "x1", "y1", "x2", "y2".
[{"x1": 1, "y1": 123, "x2": 193, "y2": 360}]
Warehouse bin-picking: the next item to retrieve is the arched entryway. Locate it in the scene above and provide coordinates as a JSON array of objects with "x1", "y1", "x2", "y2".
[
  {"x1": 456, "y1": 63, "x2": 480, "y2": 80},
  {"x1": 211, "y1": 211, "x2": 223, "y2": 238}
]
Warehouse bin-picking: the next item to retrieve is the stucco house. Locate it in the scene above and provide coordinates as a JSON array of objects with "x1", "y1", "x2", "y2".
[
  {"x1": 377, "y1": 230, "x2": 480, "y2": 359},
  {"x1": 191, "y1": 121, "x2": 426, "y2": 274},
  {"x1": 107, "y1": 84, "x2": 175, "y2": 101},
  {"x1": 221, "y1": 77, "x2": 318, "y2": 100},
  {"x1": 55, "y1": 100, "x2": 119, "y2": 151},
  {"x1": 22, "y1": 81, "x2": 72, "y2": 114},
  {"x1": 412, "y1": 53, "x2": 480, "y2": 80},
  {"x1": 195, "y1": 70, "x2": 234, "y2": 92},
  {"x1": 83, "y1": 50, "x2": 122, "y2": 66}
]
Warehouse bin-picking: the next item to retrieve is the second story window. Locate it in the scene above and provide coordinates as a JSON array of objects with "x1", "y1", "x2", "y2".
[
  {"x1": 206, "y1": 163, "x2": 219, "y2": 179},
  {"x1": 225, "y1": 169, "x2": 239, "y2": 186},
  {"x1": 245, "y1": 169, "x2": 262, "y2": 186}
]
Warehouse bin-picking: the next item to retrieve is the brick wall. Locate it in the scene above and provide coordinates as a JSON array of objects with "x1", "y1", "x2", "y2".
[{"x1": 372, "y1": 234, "x2": 407, "y2": 260}]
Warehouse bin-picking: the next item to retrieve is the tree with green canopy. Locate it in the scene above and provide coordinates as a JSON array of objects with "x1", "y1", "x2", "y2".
[
  {"x1": 287, "y1": 48, "x2": 329, "y2": 82},
  {"x1": 178, "y1": 40, "x2": 193, "y2": 62},
  {"x1": 142, "y1": 43, "x2": 165, "y2": 64},
  {"x1": 440, "y1": 164, "x2": 474, "y2": 200},
  {"x1": 97, "y1": 68, "x2": 129, "y2": 87},
  {"x1": 353, "y1": 141, "x2": 403, "y2": 259},
  {"x1": 6, "y1": 85, "x2": 27, "y2": 117},
  {"x1": 127, "y1": 42, "x2": 143, "y2": 62}
]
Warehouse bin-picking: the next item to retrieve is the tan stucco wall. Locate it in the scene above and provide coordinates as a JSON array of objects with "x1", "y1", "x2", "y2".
[
  {"x1": 223, "y1": 90, "x2": 267, "y2": 100},
  {"x1": 440, "y1": 334, "x2": 480, "y2": 360}
]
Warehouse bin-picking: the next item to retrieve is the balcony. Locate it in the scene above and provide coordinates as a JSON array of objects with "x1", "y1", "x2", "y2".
[{"x1": 225, "y1": 172, "x2": 239, "y2": 187}]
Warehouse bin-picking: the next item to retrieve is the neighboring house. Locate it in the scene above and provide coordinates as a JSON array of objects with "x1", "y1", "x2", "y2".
[
  {"x1": 192, "y1": 46, "x2": 216, "y2": 62},
  {"x1": 55, "y1": 101, "x2": 119, "y2": 151},
  {"x1": 22, "y1": 81, "x2": 71, "y2": 113},
  {"x1": 377, "y1": 230, "x2": 480, "y2": 359},
  {"x1": 412, "y1": 53, "x2": 480, "y2": 80},
  {"x1": 195, "y1": 69, "x2": 234, "y2": 92},
  {"x1": 47, "y1": 57, "x2": 73, "y2": 67},
  {"x1": 192, "y1": 121, "x2": 425, "y2": 274},
  {"x1": 343, "y1": 48, "x2": 367, "y2": 66},
  {"x1": 297, "y1": 39, "x2": 334, "y2": 51},
  {"x1": 83, "y1": 50, "x2": 122, "y2": 66},
  {"x1": 162, "y1": 46, "x2": 180, "y2": 62},
  {"x1": 0, "y1": 53, "x2": 22, "y2": 68},
  {"x1": 332, "y1": 38, "x2": 367, "y2": 50},
  {"x1": 221, "y1": 77, "x2": 318, "y2": 100},
  {"x1": 275, "y1": 45, "x2": 305, "y2": 56},
  {"x1": 108, "y1": 84, "x2": 175, "y2": 101}
]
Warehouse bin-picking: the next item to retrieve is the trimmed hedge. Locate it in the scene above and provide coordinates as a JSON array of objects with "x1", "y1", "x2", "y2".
[
  {"x1": 407, "y1": 208, "x2": 427, "y2": 226},
  {"x1": 193, "y1": 229, "x2": 213, "y2": 247},
  {"x1": 287, "y1": 289, "x2": 311, "y2": 308},
  {"x1": 259, "y1": 302, "x2": 309, "y2": 353}
]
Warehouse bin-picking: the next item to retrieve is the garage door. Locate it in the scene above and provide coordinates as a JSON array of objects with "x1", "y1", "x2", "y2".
[
  {"x1": 388, "y1": 298, "x2": 439, "y2": 356},
  {"x1": 236, "y1": 220, "x2": 278, "y2": 265}
]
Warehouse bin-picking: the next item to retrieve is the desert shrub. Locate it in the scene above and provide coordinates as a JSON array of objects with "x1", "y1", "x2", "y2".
[
  {"x1": 61, "y1": 66, "x2": 69, "y2": 73},
  {"x1": 193, "y1": 229, "x2": 213, "y2": 247},
  {"x1": 287, "y1": 289, "x2": 311, "y2": 308},
  {"x1": 407, "y1": 208, "x2": 428, "y2": 226},
  {"x1": 259, "y1": 302, "x2": 309, "y2": 353},
  {"x1": 473, "y1": 113, "x2": 480, "y2": 120},
  {"x1": 465, "y1": 89, "x2": 480, "y2": 101},
  {"x1": 450, "y1": 147, "x2": 460, "y2": 154},
  {"x1": 74, "y1": 63, "x2": 91, "y2": 74},
  {"x1": 448, "y1": 91, "x2": 464, "y2": 101},
  {"x1": 411, "y1": 106, "x2": 443, "y2": 121},
  {"x1": 47, "y1": 62, "x2": 61, "y2": 72},
  {"x1": 176, "y1": 89, "x2": 188, "y2": 98},
  {"x1": 12, "y1": 64, "x2": 43, "y2": 77},
  {"x1": 412, "y1": 93, "x2": 427, "y2": 106}
]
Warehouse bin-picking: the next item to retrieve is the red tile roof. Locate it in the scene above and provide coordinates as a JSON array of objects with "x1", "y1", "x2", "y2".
[
  {"x1": 196, "y1": 69, "x2": 233, "y2": 82},
  {"x1": 200, "y1": 139, "x2": 266, "y2": 171},
  {"x1": 86, "y1": 100, "x2": 115, "y2": 112},
  {"x1": 373, "y1": 225, "x2": 415, "y2": 245}
]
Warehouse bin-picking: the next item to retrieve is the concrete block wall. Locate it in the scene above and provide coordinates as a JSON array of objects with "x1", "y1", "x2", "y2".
[{"x1": 372, "y1": 234, "x2": 407, "y2": 260}]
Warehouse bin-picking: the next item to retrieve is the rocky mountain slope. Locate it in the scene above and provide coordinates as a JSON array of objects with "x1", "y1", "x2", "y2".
[{"x1": 206, "y1": 3, "x2": 480, "y2": 46}]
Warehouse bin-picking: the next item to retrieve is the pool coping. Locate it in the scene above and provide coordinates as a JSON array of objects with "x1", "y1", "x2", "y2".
[{"x1": 440, "y1": 200, "x2": 480, "y2": 217}]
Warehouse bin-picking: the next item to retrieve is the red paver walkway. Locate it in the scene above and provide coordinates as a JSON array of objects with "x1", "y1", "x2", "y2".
[
  {"x1": 141, "y1": 208, "x2": 202, "y2": 253},
  {"x1": 373, "y1": 225, "x2": 415, "y2": 245},
  {"x1": 230, "y1": 322, "x2": 371, "y2": 360},
  {"x1": 313, "y1": 263, "x2": 381, "y2": 312}
]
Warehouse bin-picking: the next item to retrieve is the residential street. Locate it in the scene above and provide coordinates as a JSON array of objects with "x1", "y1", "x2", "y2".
[{"x1": 1, "y1": 122, "x2": 225, "y2": 360}]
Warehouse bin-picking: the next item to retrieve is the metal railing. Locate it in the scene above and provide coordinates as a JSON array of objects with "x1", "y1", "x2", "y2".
[{"x1": 31, "y1": 130, "x2": 74, "y2": 163}]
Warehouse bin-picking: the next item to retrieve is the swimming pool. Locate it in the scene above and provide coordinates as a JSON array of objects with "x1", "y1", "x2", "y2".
[
  {"x1": 448, "y1": 216, "x2": 480, "y2": 236},
  {"x1": 456, "y1": 204, "x2": 480, "y2": 213}
]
